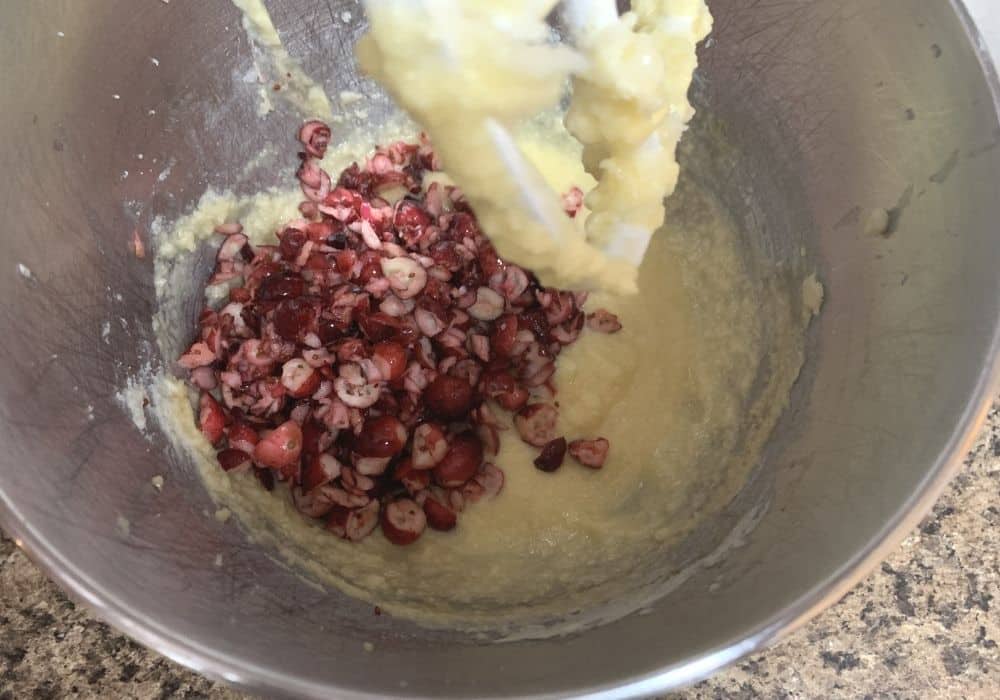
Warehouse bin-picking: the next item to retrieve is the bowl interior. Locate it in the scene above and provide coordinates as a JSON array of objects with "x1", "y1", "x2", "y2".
[{"x1": 1, "y1": 1, "x2": 999, "y2": 697}]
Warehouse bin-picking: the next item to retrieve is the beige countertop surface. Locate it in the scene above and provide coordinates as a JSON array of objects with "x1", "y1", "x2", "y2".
[{"x1": 2, "y1": 403, "x2": 998, "y2": 699}]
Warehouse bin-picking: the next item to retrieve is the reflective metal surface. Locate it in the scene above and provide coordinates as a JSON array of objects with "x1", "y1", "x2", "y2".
[{"x1": 1, "y1": 1, "x2": 998, "y2": 697}]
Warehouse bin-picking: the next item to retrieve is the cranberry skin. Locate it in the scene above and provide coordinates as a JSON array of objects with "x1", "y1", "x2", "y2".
[
  {"x1": 533, "y1": 437, "x2": 567, "y2": 472},
  {"x1": 480, "y1": 371, "x2": 528, "y2": 411},
  {"x1": 433, "y1": 433, "x2": 484, "y2": 487},
  {"x1": 355, "y1": 415, "x2": 408, "y2": 458},
  {"x1": 380, "y1": 498, "x2": 427, "y2": 545},
  {"x1": 423, "y1": 497, "x2": 457, "y2": 531},
  {"x1": 357, "y1": 251, "x2": 383, "y2": 284},
  {"x1": 394, "y1": 201, "x2": 431, "y2": 238},
  {"x1": 358, "y1": 312, "x2": 400, "y2": 343},
  {"x1": 273, "y1": 298, "x2": 315, "y2": 341},
  {"x1": 217, "y1": 448, "x2": 252, "y2": 472},
  {"x1": 424, "y1": 374, "x2": 473, "y2": 420},
  {"x1": 253, "y1": 420, "x2": 303, "y2": 470},
  {"x1": 257, "y1": 273, "x2": 305, "y2": 301},
  {"x1": 278, "y1": 227, "x2": 307, "y2": 261},
  {"x1": 300, "y1": 419, "x2": 328, "y2": 459},
  {"x1": 449, "y1": 212, "x2": 478, "y2": 239},
  {"x1": 373, "y1": 341, "x2": 407, "y2": 381},
  {"x1": 491, "y1": 314, "x2": 518, "y2": 357},
  {"x1": 429, "y1": 241, "x2": 462, "y2": 271},
  {"x1": 519, "y1": 309, "x2": 549, "y2": 341}
]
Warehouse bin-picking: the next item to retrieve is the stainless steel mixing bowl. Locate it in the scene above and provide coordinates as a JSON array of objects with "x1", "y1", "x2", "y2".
[{"x1": 1, "y1": 1, "x2": 999, "y2": 697}]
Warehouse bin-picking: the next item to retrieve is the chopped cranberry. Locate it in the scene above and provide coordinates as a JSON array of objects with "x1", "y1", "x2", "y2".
[
  {"x1": 199, "y1": 393, "x2": 226, "y2": 446},
  {"x1": 433, "y1": 433, "x2": 484, "y2": 488},
  {"x1": 298, "y1": 120, "x2": 331, "y2": 159},
  {"x1": 358, "y1": 311, "x2": 400, "y2": 343},
  {"x1": 278, "y1": 227, "x2": 307, "y2": 261},
  {"x1": 381, "y1": 498, "x2": 427, "y2": 545},
  {"x1": 373, "y1": 341, "x2": 407, "y2": 381},
  {"x1": 533, "y1": 437, "x2": 567, "y2": 472},
  {"x1": 273, "y1": 298, "x2": 315, "y2": 341},
  {"x1": 300, "y1": 419, "x2": 329, "y2": 458},
  {"x1": 519, "y1": 308, "x2": 550, "y2": 341},
  {"x1": 257, "y1": 273, "x2": 305, "y2": 301},
  {"x1": 480, "y1": 371, "x2": 529, "y2": 411},
  {"x1": 253, "y1": 420, "x2": 303, "y2": 471},
  {"x1": 217, "y1": 448, "x2": 252, "y2": 473},
  {"x1": 180, "y1": 121, "x2": 624, "y2": 546},
  {"x1": 424, "y1": 374, "x2": 474, "y2": 420},
  {"x1": 355, "y1": 415, "x2": 408, "y2": 457},
  {"x1": 423, "y1": 497, "x2": 457, "y2": 531},
  {"x1": 568, "y1": 438, "x2": 610, "y2": 468}
]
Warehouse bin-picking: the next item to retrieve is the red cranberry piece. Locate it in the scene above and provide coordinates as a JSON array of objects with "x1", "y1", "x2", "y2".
[
  {"x1": 229, "y1": 287, "x2": 252, "y2": 303},
  {"x1": 373, "y1": 341, "x2": 407, "y2": 381},
  {"x1": 300, "y1": 419, "x2": 328, "y2": 458},
  {"x1": 519, "y1": 308, "x2": 550, "y2": 341},
  {"x1": 475, "y1": 463, "x2": 505, "y2": 498},
  {"x1": 315, "y1": 319, "x2": 339, "y2": 345},
  {"x1": 380, "y1": 498, "x2": 427, "y2": 545},
  {"x1": 357, "y1": 251, "x2": 383, "y2": 284},
  {"x1": 199, "y1": 393, "x2": 226, "y2": 446},
  {"x1": 515, "y1": 403, "x2": 558, "y2": 447},
  {"x1": 257, "y1": 273, "x2": 304, "y2": 301},
  {"x1": 372, "y1": 391, "x2": 401, "y2": 417},
  {"x1": 424, "y1": 374, "x2": 474, "y2": 420},
  {"x1": 227, "y1": 421, "x2": 260, "y2": 455},
  {"x1": 395, "y1": 459, "x2": 432, "y2": 495},
  {"x1": 478, "y1": 244, "x2": 504, "y2": 277},
  {"x1": 394, "y1": 201, "x2": 430, "y2": 237},
  {"x1": 491, "y1": 314, "x2": 519, "y2": 358},
  {"x1": 433, "y1": 433, "x2": 484, "y2": 487},
  {"x1": 298, "y1": 120, "x2": 331, "y2": 159},
  {"x1": 334, "y1": 249, "x2": 357, "y2": 274},
  {"x1": 480, "y1": 371, "x2": 529, "y2": 411},
  {"x1": 411, "y1": 423, "x2": 448, "y2": 469},
  {"x1": 355, "y1": 415, "x2": 408, "y2": 457},
  {"x1": 329, "y1": 500, "x2": 381, "y2": 541},
  {"x1": 217, "y1": 448, "x2": 252, "y2": 473},
  {"x1": 301, "y1": 452, "x2": 343, "y2": 492},
  {"x1": 568, "y1": 438, "x2": 610, "y2": 469},
  {"x1": 449, "y1": 212, "x2": 478, "y2": 239},
  {"x1": 281, "y1": 358, "x2": 321, "y2": 398},
  {"x1": 253, "y1": 420, "x2": 303, "y2": 470},
  {"x1": 587, "y1": 309, "x2": 623, "y2": 334},
  {"x1": 429, "y1": 241, "x2": 462, "y2": 271},
  {"x1": 278, "y1": 227, "x2": 307, "y2": 261},
  {"x1": 358, "y1": 311, "x2": 401, "y2": 343},
  {"x1": 273, "y1": 298, "x2": 315, "y2": 341},
  {"x1": 423, "y1": 497, "x2": 457, "y2": 531},
  {"x1": 338, "y1": 163, "x2": 377, "y2": 197},
  {"x1": 422, "y1": 277, "x2": 452, "y2": 306},
  {"x1": 394, "y1": 202, "x2": 427, "y2": 228},
  {"x1": 533, "y1": 437, "x2": 567, "y2": 472},
  {"x1": 306, "y1": 220, "x2": 337, "y2": 242},
  {"x1": 241, "y1": 305, "x2": 262, "y2": 336}
]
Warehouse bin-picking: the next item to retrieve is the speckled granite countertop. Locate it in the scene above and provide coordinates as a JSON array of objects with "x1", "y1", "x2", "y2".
[{"x1": 2, "y1": 404, "x2": 998, "y2": 699}]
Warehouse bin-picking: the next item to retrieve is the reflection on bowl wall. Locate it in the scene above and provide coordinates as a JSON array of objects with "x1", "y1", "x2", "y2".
[{"x1": 0, "y1": 1, "x2": 998, "y2": 697}]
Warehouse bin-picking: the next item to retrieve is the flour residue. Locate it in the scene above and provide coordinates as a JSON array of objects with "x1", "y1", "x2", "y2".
[{"x1": 231, "y1": 0, "x2": 334, "y2": 120}]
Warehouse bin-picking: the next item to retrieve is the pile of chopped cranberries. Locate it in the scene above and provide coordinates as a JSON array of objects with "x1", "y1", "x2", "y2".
[{"x1": 177, "y1": 119, "x2": 620, "y2": 545}]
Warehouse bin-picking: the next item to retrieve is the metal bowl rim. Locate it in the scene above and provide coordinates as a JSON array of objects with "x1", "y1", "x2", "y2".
[{"x1": 0, "y1": 1, "x2": 997, "y2": 696}]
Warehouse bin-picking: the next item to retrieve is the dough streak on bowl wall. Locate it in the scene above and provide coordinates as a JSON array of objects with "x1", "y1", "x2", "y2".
[{"x1": 120, "y1": 0, "x2": 823, "y2": 637}]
